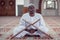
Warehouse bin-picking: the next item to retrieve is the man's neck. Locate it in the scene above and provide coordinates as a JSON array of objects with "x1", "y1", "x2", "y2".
[{"x1": 29, "y1": 13, "x2": 35, "y2": 17}]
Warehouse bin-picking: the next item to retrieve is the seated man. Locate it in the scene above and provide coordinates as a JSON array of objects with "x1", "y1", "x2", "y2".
[{"x1": 13, "y1": 3, "x2": 50, "y2": 38}]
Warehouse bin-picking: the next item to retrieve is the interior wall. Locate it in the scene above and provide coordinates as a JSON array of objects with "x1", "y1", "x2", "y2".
[
  {"x1": 30, "y1": 0, "x2": 39, "y2": 9},
  {"x1": 41, "y1": 0, "x2": 58, "y2": 16},
  {"x1": 24, "y1": 0, "x2": 30, "y2": 7},
  {"x1": 16, "y1": 0, "x2": 60, "y2": 16},
  {"x1": 24, "y1": 0, "x2": 39, "y2": 9},
  {"x1": 16, "y1": 0, "x2": 24, "y2": 16},
  {"x1": 58, "y1": 0, "x2": 60, "y2": 16}
]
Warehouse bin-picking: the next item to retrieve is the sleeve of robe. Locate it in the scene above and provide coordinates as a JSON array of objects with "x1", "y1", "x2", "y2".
[
  {"x1": 18, "y1": 14, "x2": 27, "y2": 29},
  {"x1": 13, "y1": 15, "x2": 26, "y2": 35},
  {"x1": 19, "y1": 15, "x2": 25, "y2": 26},
  {"x1": 39, "y1": 15, "x2": 58, "y2": 38},
  {"x1": 39, "y1": 15, "x2": 49, "y2": 33}
]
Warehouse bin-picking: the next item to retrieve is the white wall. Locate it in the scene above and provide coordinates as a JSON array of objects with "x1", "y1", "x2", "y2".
[
  {"x1": 24, "y1": 0, "x2": 39, "y2": 9},
  {"x1": 41, "y1": 0, "x2": 58, "y2": 16},
  {"x1": 16, "y1": 0, "x2": 24, "y2": 16},
  {"x1": 24, "y1": 0, "x2": 30, "y2": 7},
  {"x1": 16, "y1": 0, "x2": 30, "y2": 16},
  {"x1": 30, "y1": 0, "x2": 39, "y2": 9},
  {"x1": 58, "y1": 0, "x2": 60, "y2": 16}
]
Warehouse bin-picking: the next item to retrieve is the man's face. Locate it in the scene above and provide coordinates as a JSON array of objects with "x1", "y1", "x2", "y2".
[{"x1": 28, "y1": 5, "x2": 35, "y2": 16}]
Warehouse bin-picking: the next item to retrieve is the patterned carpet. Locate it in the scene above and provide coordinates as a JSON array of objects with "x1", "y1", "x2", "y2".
[{"x1": 0, "y1": 16, "x2": 60, "y2": 40}]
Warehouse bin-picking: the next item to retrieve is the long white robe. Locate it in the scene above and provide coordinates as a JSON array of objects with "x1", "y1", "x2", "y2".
[{"x1": 13, "y1": 13, "x2": 49, "y2": 38}]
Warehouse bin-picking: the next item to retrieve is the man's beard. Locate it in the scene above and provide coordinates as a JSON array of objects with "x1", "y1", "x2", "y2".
[{"x1": 29, "y1": 13, "x2": 35, "y2": 17}]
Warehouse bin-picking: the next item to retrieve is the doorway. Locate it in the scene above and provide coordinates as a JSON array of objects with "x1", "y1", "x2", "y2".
[{"x1": 0, "y1": 0, "x2": 15, "y2": 16}]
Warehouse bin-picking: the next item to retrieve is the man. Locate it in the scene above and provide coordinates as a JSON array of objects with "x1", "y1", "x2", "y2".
[{"x1": 13, "y1": 3, "x2": 49, "y2": 38}]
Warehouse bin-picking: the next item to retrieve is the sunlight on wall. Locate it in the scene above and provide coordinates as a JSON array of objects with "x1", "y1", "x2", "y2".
[{"x1": 16, "y1": 0, "x2": 24, "y2": 5}]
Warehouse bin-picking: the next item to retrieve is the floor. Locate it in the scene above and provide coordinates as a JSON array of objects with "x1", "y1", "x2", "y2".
[{"x1": 0, "y1": 16, "x2": 60, "y2": 40}]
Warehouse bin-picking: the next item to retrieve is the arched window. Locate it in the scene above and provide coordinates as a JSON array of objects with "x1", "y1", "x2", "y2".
[{"x1": 44, "y1": 0, "x2": 57, "y2": 9}]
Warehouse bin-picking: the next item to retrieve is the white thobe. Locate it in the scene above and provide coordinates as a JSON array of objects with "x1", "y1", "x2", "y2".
[{"x1": 13, "y1": 13, "x2": 49, "y2": 38}]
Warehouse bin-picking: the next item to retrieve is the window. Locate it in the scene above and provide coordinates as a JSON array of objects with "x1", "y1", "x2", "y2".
[{"x1": 44, "y1": 0, "x2": 57, "y2": 9}]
